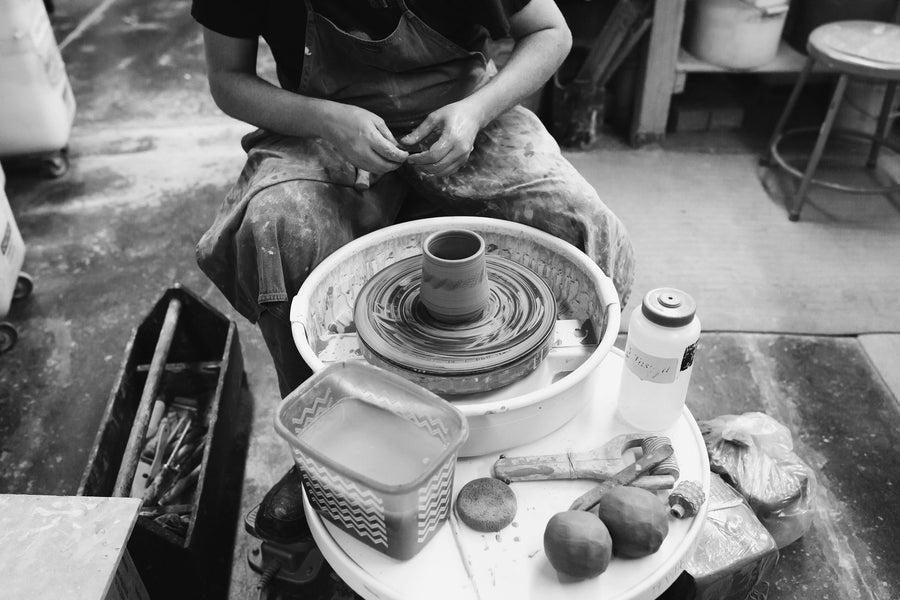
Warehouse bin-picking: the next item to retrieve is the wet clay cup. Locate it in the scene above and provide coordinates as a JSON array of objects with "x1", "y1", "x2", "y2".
[{"x1": 420, "y1": 229, "x2": 490, "y2": 324}]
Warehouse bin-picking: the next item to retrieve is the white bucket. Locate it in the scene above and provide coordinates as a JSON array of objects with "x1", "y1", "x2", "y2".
[
  {"x1": 0, "y1": 165, "x2": 26, "y2": 317},
  {"x1": 0, "y1": 0, "x2": 76, "y2": 157},
  {"x1": 836, "y1": 79, "x2": 900, "y2": 136},
  {"x1": 686, "y1": 0, "x2": 791, "y2": 70}
]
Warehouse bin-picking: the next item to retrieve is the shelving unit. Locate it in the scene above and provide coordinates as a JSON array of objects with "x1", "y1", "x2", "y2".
[{"x1": 629, "y1": 0, "x2": 824, "y2": 145}]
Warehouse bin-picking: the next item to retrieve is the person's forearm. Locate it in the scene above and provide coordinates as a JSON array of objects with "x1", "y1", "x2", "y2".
[
  {"x1": 208, "y1": 70, "x2": 339, "y2": 138},
  {"x1": 464, "y1": 26, "x2": 571, "y2": 129}
]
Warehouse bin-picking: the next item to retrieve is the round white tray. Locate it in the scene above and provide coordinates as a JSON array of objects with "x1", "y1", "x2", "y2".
[
  {"x1": 304, "y1": 349, "x2": 711, "y2": 600},
  {"x1": 290, "y1": 217, "x2": 621, "y2": 457}
]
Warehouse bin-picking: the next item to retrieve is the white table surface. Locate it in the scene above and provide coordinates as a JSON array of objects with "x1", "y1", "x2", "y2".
[
  {"x1": 304, "y1": 350, "x2": 711, "y2": 600},
  {"x1": 0, "y1": 494, "x2": 142, "y2": 600}
]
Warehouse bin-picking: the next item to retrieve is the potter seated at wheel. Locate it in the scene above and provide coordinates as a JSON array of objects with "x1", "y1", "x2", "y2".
[{"x1": 189, "y1": 0, "x2": 637, "y2": 590}]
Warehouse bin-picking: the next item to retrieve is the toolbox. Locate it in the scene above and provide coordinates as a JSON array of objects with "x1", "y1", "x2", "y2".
[{"x1": 78, "y1": 284, "x2": 247, "y2": 600}]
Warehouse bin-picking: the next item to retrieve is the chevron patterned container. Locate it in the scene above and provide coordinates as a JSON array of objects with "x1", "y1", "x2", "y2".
[{"x1": 275, "y1": 361, "x2": 469, "y2": 560}]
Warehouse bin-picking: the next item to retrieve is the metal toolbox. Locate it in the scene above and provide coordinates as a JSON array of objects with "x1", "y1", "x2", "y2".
[{"x1": 78, "y1": 284, "x2": 247, "y2": 600}]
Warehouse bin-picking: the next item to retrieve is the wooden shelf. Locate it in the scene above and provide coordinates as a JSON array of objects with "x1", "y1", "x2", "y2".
[
  {"x1": 631, "y1": 0, "x2": 835, "y2": 146},
  {"x1": 677, "y1": 41, "x2": 811, "y2": 74},
  {"x1": 671, "y1": 41, "x2": 835, "y2": 94}
]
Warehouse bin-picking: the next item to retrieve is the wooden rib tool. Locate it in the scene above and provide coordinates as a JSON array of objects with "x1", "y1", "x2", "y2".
[
  {"x1": 569, "y1": 440, "x2": 674, "y2": 512},
  {"x1": 492, "y1": 433, "x2": 678, "y2": 491}
]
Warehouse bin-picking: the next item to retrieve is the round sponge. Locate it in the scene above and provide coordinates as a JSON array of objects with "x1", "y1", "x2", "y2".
[{"x1": 455, "y1": 477, "x2": 518, "y2": 532}]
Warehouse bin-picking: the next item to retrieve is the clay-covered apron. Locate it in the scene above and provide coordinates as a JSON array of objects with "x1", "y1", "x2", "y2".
[
  {"x1": 299, "y1": 0, "x2": 490, "y2": 136},
  {"x1": 196, "y1": 0, "x2": 492, "y2": 323}
]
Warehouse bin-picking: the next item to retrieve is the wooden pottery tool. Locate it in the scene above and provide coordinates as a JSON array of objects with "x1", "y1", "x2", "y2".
[
  {"x1": 569, "y1": 441, "x2": 674, "y2": 512},
  {"x1": 145, "y1": 395, "x2": 167, "y2": 439},
  {"x1": 142, "y1": 415, "x2": 195, "y2": 506},
  {"x1": 113, "y1": 297, "x2": 182, "y2": 497},
  {"x1": 129, "y1": 415, "x2": 173, "y2": 498},
  {"x1": 354, "y1": 247, "x2": 558, "y2": 395},
  {"x1": 492, "y1": 433, "x2": 678, "y2": 491}
]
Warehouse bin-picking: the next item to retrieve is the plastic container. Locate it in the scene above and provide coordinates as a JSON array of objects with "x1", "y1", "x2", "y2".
[
  {"x1": 617, "y1": 288, "x2": 701, "y2": 431},
  {"x1": 0, "y1": 0, "x2": 75, "y2": 163},
  {"x1": 835, "y1": 79, "x2": 900, "y2": 136},
  {"x1": 0, "y1": 165, "x2": 26, "y2": 318},
  {"x1": 685, "y1": 0, "x2": 791, "y2": 70},
  {"x1": 275, "y1": 361, "x2": 469, "y2": 560}
]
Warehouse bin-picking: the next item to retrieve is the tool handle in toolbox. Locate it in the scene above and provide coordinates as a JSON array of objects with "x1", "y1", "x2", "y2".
[{"x1": 114, "y1": 297, "x2": 182, "y2": 497}]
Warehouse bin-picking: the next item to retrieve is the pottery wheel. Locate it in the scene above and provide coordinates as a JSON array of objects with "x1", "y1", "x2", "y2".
[{"x1": 354, "y1": 255, "x2": 557, "y2": 395}]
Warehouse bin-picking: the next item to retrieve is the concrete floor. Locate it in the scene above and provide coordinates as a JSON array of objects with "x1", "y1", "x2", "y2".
[{"x1": 1, "y1": 1, "x2": 900, "y2": 599}]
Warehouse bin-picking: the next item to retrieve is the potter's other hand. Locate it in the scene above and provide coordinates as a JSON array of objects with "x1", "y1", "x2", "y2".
[
  {"x1": 322, "y1": 104, "x2": 409, "y2": 174},
  {"x1": 402, "y1": 101, "x2": 482, "y2": 177}
]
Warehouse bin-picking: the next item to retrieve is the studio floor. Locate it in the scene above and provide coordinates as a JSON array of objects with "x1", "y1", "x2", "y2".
[{"x1": 1, "y1": 1, "x2": 899, "y2": 599}]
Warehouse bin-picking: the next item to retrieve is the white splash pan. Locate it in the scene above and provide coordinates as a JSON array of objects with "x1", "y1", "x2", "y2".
[{"x1": 290, "y1": 216, "x2": 620, "y2": 457}]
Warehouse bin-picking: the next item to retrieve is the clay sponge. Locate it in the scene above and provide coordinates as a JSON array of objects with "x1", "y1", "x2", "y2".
[{"x1": 455, "y1": 477, "x2": 518, "y2": 532}]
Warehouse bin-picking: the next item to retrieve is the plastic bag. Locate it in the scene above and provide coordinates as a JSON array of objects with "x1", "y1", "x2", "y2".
[{"x1": 700, "y1": 412, "x2": 816, "y2": 548}]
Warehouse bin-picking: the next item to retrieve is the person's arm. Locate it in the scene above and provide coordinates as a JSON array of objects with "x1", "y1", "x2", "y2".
[
  {"x1": 202, "y1": 27, "x2": 408, "y2": 173},
  {"x1": 402, "y1": 0, "x2": 571, "y2": 176}
]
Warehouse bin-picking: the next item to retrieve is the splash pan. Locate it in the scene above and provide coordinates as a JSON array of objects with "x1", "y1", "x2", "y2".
[{"x1": 290, "y1": 217, "x2": 621, "y2": 457}]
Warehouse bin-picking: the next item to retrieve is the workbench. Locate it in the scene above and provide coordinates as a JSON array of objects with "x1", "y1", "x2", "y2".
[
  {"x1": 0, "y1": 495, "x2": 148, "y2": 600},
  {"x1": 303, "y1": 349, "x2": 711, "y2": 600}
]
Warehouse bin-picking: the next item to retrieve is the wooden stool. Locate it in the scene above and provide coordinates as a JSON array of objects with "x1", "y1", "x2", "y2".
[{"x1": 766, "y1": 21, "x2": 900, "y2": 221}]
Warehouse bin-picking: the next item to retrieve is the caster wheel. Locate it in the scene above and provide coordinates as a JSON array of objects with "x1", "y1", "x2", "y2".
[
  {"x1": 0, "y1": 322, "x2": 18, "y2": 354},
  {"x1": 13, "y1": 273, "x2": 33, "y2": 300},
  {"x1": 44, "y1": 152, "x2": 69, "y2": 178}
]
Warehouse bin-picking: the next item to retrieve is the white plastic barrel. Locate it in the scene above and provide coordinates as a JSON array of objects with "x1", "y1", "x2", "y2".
[
  {"x1": 686, "y1": 0, "x2": 791, "y2": 70},
  {"x1": 836, "y1": 79, "x2": 900, "y2": 136},
  {"x1": 0, "y1": 165, "x2": 26, "y2": 317},
  {"x1": 0, "y1": 0, "x2": 76, "y2": 157}
]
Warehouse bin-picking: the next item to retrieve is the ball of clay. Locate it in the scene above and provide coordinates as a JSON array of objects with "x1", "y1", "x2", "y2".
[
  {"x1": 595, "y1": 486, "x2": 669, "y2": 558},
  {"x1": 455, "y1": 477, "x2": 517, "y2": 532},
  {"x1": 543, "y1": 510, "x2": 613, "y2": 579}
]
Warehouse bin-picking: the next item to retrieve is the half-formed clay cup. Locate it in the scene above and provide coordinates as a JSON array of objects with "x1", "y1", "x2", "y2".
[{"x1": 420, "y1": 229, "x2": 490, "y2": 324}]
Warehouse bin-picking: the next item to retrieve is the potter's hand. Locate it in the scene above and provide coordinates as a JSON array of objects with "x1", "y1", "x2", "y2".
[
  {"x1": 402, "y1": 102, "x2": 482, "y2": 177},
  {"x1": 322, "y1": 104, "x2": 409, "y2": 174}
]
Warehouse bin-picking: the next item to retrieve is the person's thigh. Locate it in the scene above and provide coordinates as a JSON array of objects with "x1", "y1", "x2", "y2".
[
  {"x1": 405, "y1": 106, "x2": 635, "y2": 305},
  {"x1": 244, "y1": 175, "x2": 408, "y2": 397},
  {"x1": 197, "y1": 131, "x2": 410, "y2": 397}
]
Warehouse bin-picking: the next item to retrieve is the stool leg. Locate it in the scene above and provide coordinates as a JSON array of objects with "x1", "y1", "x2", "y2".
[
  {"x1": 866, "y1": 81, "x2": 897, "y2": 169},
  {"x1": 764, "y1": 57, "x2": 815, "y2": 167},
  {"x1": 789, "y1": 74, "x2": 849, "y2": 221}
]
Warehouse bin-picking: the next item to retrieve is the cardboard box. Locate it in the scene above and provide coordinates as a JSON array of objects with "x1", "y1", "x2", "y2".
[{"x1": 685, "y1": 473, "x2": 780, "y2": 600}]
